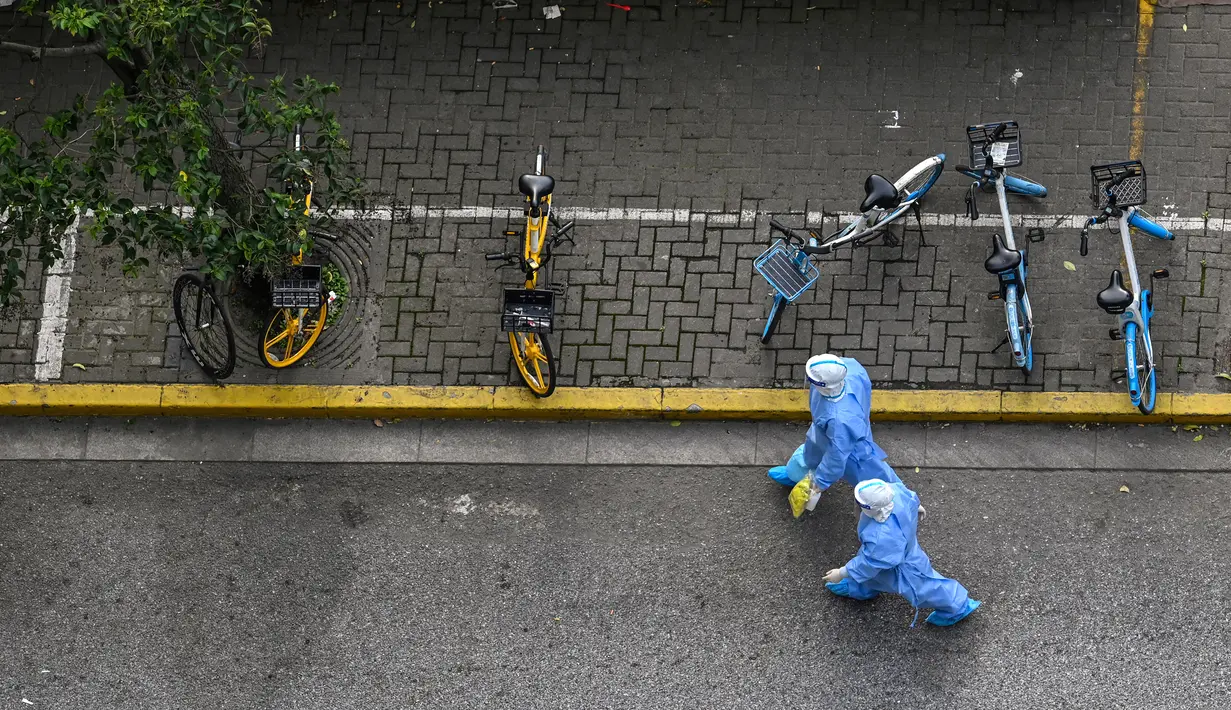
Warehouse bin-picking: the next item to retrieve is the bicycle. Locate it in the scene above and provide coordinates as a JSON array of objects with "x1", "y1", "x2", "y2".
[
  {"x1": 1079, "y1": 160, "x2": 1173, "y2": 415},
  {"x1": 172, "y1": 270, "x2": 237, "y2": 379},
  {"x1": 755, "y1": 153, "x2": 946, "y2": 344},
  {"x1": 260, "y1": 123, "x2": 330, "y2": 368},
  {"x1": 955, "y1": 121, "x2": 1048, "y2": 376},
  {"x1": 486, "y1": 146, "x2": 576, "y2": 397}
]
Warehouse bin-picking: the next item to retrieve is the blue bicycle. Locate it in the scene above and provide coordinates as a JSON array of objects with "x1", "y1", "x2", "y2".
[
  {"x1": 1080, "y1": 161, "x2": 1173, "y2": 415},
  {"x1": 955, "y1": 121, "x2": 1048, "y2": 376},
  {"x1": 756, "y1": 154, "x2": 946, "y2": 344}
]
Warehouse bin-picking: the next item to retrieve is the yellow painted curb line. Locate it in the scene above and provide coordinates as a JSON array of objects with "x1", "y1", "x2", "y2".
[
  {"x1": 662, "y1": 388, "x2": 809, "y2": 420},
  {"x1": 872, "y1": 390, "x2": 1002, "y2": 422},
  {"x1": 2, "y1": 384, "x2": 1231, "y2": 423},
  {"x1": 0, "y1": 384, "x2": 163, "y2": 416}
]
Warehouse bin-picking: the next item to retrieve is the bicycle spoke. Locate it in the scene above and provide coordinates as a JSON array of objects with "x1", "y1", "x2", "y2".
[{"x1": 265, "y1": 327, "x2": 292, "y2": 348}]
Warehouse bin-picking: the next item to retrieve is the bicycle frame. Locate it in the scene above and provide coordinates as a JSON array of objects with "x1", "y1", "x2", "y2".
[
  {"x1": 1111, "y1": 207, "x2": 1155, "y2": 403},
  {"x1": 989, "y1": 171, "x2": 1033, "y2": 371},
  {"x1": 523, "y1": 152, "x2": 551, "y2": 290}
]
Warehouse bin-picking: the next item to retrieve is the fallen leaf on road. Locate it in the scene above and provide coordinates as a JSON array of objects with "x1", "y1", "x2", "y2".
[
  {"x1": 669, "y1": 420, "x2": 681, "y2": 427},
  {"x1": 71, "y1": 363, "x2": 87, "y2": 371},
  {"x1": 1063, "y1": 261, "x2": 1077, "y2": 271},
  {"x1": 373, "y1": 419, "x2": 384, "y2": 428},
  {"x1": 1184, "y1": 424, "x2": 1200, "y2": 431},
  {"x1": 1216, "y1": 372, "x2": 1231, "y2": 381},
  {"x1": 1119, "y1": 485, "x2": 1130, "y2": 493},
  {"x1": 1193, "y1": 434, "x2": 1204, "y2": 442},
  {"x1": 915, "y1": 467, "x2": 920, "y2": 473}
]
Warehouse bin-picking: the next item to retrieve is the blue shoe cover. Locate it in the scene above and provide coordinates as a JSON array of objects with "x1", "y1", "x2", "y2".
[
  {"x1": 825, "y1": 579, "x2": 878, "y2": 600},
  {"x1": 767, "y1": 466, "x2": 793, "y2": 486},
  {"x1": 926, "y1": 599, "x2": 981, "y2": 627}
]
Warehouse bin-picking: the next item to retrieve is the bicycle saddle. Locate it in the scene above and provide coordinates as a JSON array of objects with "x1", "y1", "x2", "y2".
[
  {"x1": 860, "y1": 174, "x2": 900, "y2": 212},
  {"x1": 518, "y1": 174, "x2": 555, "y2": 207},
  {"x1": 983, "y1": 233, "x2": 1022, "y2": 274},
  {"x1": 1097, "y1": 270, "x2": 1134, "y2": 314}
]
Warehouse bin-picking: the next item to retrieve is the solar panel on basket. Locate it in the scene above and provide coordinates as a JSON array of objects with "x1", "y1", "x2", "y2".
[{"x1": 754, "y1": 240, "x2": 820, "y2": 302}]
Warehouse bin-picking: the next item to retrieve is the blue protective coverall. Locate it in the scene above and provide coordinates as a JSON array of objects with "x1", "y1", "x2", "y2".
[
  {"x1": 827, "y1": 481, "x2": 980, "y2": 625},
  {"x1": 767, "y1": 358, "x2": 900, "y2": 490}
]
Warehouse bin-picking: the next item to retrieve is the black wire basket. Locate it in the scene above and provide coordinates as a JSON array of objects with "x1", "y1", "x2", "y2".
[
  {"x1": 501, "y1": 288, "x2": 554, "y2": 333},
  {"x1": 966, "y1": 121, "x2": 1022, "y2": 169},
  {"x1": 271, "y1": 265, "x2": 323, "y2": 309},
  {"x1": 1090, "y1": 161, "x2": 1147, "y2": 209}
]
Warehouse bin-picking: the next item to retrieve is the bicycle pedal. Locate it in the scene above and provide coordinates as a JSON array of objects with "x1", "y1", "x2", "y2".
[
  {"x1": 1027, "y1": 227, "x2": 1045, "y2": 243},
  {"x1": 1152, "y1": 268, "x2": 1170, "y2": 280},
  {"x1": 1109, "y1": 328, "x2": 1122, "y2": 341},
  {"x1": 882, "y1": 232, "x2": 900, "y2": 247},
  {"x1": 987, "y1": 291, "x2": 1002, "y2": 301}
]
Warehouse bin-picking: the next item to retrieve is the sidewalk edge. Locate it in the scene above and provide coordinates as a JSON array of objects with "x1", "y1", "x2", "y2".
[{"x1": 3, "y1": 384, "x2": 1230, "y2": 423}]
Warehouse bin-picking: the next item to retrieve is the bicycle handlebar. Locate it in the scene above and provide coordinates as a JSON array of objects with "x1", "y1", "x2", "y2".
[
  {"x1": 769, "y1": 218, "x2": 829, "y2": 255},
  {"x1": 486, "y1": 252, "x2": 511, "y2": 261},
  {"x1": 990, "y1": 122, "x2": 1008, "y2": 141}
]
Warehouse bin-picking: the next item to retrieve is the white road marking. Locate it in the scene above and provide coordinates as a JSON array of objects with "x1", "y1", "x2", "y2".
[
  {"x1": 331, "y1": 205, "x2": 1226, "y2": 232},
  {"x1": 33, "y1": 217, "x2": 79, "y2": 382}
]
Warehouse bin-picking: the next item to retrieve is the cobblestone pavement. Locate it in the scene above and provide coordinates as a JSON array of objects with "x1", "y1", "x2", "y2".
[{"x1": 2, "y1": 0, "x2": 1231, "y2": 391}]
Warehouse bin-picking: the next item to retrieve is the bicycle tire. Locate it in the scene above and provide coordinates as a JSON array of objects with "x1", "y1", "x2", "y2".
[
  {"x1": 761, "y1": 296, "x2": 787, "y2": 344},
  {"x1": 510, "y1": 331, "x2": 556, "y2": 397},
  {"x1": 1128, "y1": 210, "x2": 1173, "y2": 240},
  {"x1": 260, "y1": 303, "x2": 328, "y2": 369},
  {"x1": 1004, "y1": 287, "x2": 1027, "y2": 372},
  {"x1": 1017, "y1": 293, "x2": 1033, "y2": 376},
  {"x1": 1004, "y1": 174, "x2": 1048, "y2": 198},
  {"x1": 173, "y1": 273, "x2": 236, "y2": 380},
  {"x1": 894, "y1": 154, "x2": 945, "y2": 203},
  {"x1": 1124, "y1": 321, "x2": 1157, "y2": 415}
]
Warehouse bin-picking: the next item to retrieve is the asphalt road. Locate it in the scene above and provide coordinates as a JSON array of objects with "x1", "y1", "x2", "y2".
[{"x1": 2, "y1": 461, "x2": 1229, "y2": 709}]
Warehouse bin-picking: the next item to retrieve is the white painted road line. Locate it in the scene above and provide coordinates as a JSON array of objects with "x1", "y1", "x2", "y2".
[
  {"x1": 33, "y1": 217, "x2": 79, "y2": 382},
  {"x1": 331, "y1": 205, "x2": 1223, "y2": 232}
]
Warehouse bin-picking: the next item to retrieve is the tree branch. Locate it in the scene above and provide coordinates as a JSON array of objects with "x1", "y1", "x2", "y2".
[{"x1": 0, "y1": 39, "x2": 106, "y2": 60}]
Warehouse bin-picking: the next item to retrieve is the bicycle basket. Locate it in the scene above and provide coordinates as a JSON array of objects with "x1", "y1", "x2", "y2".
[
  {"x1": 271, "y1": 265, "x2": 323, "y2": 309},
  {"x1": 966, "y1": 121, "x2": 1022, "y2": 169},
  {"x1": 1090, "y1": 161, "x2": 1146, "y2": 209},
  {"x1": 754, "y1": 239, "x2": 820, "y2": 303},
  {"x1": 501, "y1": 288, "x2": 554, "y2": 333}
]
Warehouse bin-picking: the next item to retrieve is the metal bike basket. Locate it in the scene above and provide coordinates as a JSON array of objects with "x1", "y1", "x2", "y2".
[
  {"x1": 501, "y1": 288, "x2": 554, "y2": 333},
  {"x1": 966, "y1": 121, "x2": 1022, "y2": 169},
  {"x1": 754, "y1": 239, "x2": 820, "y2": 303},
  {"x1": 1090, "y1": 161, "x2": 1147, "y2": 209},
  {"x1": 271, "y1": 265, "x2": 323, "y2": 309}
]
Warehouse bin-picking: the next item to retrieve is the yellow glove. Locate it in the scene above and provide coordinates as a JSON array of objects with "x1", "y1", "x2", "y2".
[{"x1": 789, "y1": 473, "x2": 818, "y2": 519}]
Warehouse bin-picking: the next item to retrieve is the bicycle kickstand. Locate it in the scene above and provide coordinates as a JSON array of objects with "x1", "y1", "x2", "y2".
[
  {"x1": 911, "y1": 202, "x2": 927, "y2": 247},
  {"x1": 991, "y1": 336, "x2": 1010, "y2": 354}
]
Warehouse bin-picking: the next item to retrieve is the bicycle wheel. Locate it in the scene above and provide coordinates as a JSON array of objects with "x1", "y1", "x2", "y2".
[
  {"x1": 894, "y1": 154, "x2": 945, "y2": 202},
  {"x1": 761, "y1": 295, "x2": 788, "y2": 345},
  {"x1": 1004, "y1": 173, "x2": 1048, "y2": 198},
  {"x1": 509, "y1": 331, "x2": 556, "y2": 397},
  {"x1": 173, "y1": 273, "x2": 236, "y2": 380},
  {"x1": 1125, "y1": 321, "x2": 1157, "y2": 415},
  {"x1": 1017, "y1": 294, "x2": 1033, "y2": 376},
  {"x1": 261, "y1": 303, "x2": 328, "y2": 368},
  {"x1": 1003, "y1": 287, "x2": 1027, "y2": 372}
]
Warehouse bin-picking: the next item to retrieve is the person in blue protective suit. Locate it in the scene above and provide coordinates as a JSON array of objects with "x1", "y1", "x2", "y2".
[
  {"x1": 767, "y1": 354, "x2": 901, "y2": 517},
  {"x1": 822, "y1": 478, "x2": 981, "y2": 627}
]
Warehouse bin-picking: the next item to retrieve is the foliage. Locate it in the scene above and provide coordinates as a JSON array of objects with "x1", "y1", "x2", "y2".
[{"x1": 0, "y1": 0, "x2": 363, "y2": 306}]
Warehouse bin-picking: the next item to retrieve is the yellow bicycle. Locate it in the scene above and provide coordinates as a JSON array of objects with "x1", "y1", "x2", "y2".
[
  {"x1": 260, "y1": 123, "x2": 329, "y2": 368},
  {"x1": 486, "y1": 146, "x2": 575, "y2": 396}
]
